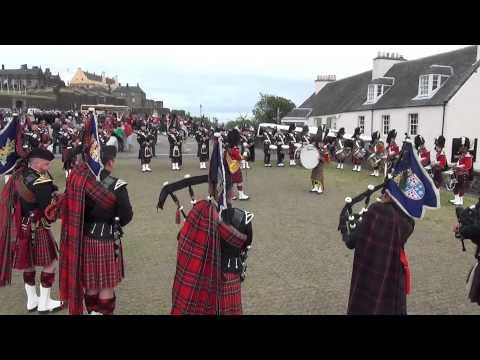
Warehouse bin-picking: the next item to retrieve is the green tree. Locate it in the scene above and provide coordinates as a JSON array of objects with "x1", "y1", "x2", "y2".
[{"x1": 252, "y1": 93, "x2": 296, "y2": 124}]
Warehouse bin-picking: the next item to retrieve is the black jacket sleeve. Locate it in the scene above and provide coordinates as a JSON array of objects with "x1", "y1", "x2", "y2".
[
  {"x1": 114, "y1": 186, "x2": 133, "y2": 227},
  {"x1": 460, "y1": 224, "x2": 480, "y2": 245},
  {"x1": 31, "y1": 182, "x2": 55, "y2": 213}
]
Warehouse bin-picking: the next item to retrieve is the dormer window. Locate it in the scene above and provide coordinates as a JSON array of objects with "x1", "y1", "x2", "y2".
[
  {"x1": 414, "y1": 65, "x2": 452, "y2": 100},
  {"x1": 365, "y1": 84, "x2": 391, "y2": 104}
]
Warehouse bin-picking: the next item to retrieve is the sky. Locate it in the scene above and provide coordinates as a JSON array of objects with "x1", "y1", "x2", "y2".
[{"x1": 0, "y1": 45, "x2": 469, "y2": 121}]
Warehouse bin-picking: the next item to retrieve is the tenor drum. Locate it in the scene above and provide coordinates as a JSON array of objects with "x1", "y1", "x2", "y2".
[
  {"x1": 269, "y1": 145, "x2": 278, "y2": 150},
  {"x1": 281, "y1": 145, "x2": 289, "y2": 150},
  {"x1": 299, "y1": 144, "x2": 320, "y2": 170}
]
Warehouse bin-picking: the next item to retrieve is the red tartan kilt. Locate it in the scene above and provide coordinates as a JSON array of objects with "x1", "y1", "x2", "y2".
[
  {"x1": 220, "y1": 272, "x2": 242, "y2": 315},
  {"x1": 231, "y1": 170, "x2": 243, "y2": 184},
  {"x1": 13, "y1": 227, "x2": 58, "y2": 269},
  {"x1": 81, "y1": 236, "x2": 124, "y2": 289}
]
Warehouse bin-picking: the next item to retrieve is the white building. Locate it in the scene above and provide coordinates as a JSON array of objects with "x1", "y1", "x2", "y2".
[{"x1": 282, "y1": 46, "x2": 480, "y2": 169}]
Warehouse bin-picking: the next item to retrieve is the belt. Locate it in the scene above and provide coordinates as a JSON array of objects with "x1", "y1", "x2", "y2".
[
  {"x1": 21, "y1": 216, "x2": 51, "y2": 230},
  {"x1": 84, "y1": 222, "x2": 115, "y2": 240},
  {"x1": 221, "y1": 256, "x2": 244, "y2": 274}
]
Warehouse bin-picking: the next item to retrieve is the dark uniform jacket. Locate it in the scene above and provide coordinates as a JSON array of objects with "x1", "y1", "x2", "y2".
[
  {"x1": 19, "y1": 168, "x2": 58, "y2": 220},
  {"x1": 83, "y1": 170, "x2": 133, "y2": 239}
]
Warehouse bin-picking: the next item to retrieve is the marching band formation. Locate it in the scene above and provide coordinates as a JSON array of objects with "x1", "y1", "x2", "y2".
[{"x1": 1, "y1": 107, "x2": 480, "y2": 316}]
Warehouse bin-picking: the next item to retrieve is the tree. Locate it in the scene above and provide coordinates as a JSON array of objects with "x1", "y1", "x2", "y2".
[{"x1": 252, "y1": 93, "x2": 296, "y2": 124}]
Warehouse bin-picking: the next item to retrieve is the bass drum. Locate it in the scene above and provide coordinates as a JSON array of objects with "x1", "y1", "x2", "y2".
[{"x1": 299, "y1": 144, "x2": 320, "y2": 170}]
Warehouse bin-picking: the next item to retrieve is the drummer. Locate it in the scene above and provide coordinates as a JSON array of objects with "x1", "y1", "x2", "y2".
[{"x1": 310, "y1": 128, "x2": 327, "y2": 194}]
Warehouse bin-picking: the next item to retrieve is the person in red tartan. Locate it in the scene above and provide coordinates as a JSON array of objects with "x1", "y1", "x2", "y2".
[
  {"x1": 346, "y1": 192, "x2": 415, "y2": 314},
  {"x1": 171, "y1": 132, "x2": 252, "y2": 315},
  {"x1": 225, "y1": 129, "x2": 249, "y2": 201},
  {"x1": 450, "y1": 137, "x2": 473, "y2": 206},
  {"x1": 59, "y1": 147, "x2": 133, "y2": 315},
  {"x1": 0, "y1": 147, "x2": 64, "y2": 313}
]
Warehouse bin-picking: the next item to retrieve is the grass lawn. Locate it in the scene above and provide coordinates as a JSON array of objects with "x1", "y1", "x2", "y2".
[{"x1": 1, "y1": 146, "x2": 479, "y2": 314}]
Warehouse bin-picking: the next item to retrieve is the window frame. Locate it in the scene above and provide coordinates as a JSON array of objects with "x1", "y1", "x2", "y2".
[
  {"x1": 382, "y1": 114, "x2": 390, "y2": 135},
  {"x1": 408, "y1": 113, "x2": 419, "y2": 136},
  {"x1": 358, "y1": 115, "x2": 365, "y2": 134}
]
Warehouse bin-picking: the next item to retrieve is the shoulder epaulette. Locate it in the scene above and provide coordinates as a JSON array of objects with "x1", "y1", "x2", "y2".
[
  {"x1": 114, "y1": 179, "x2": 128, "y2": 191},
  {"x1": 33, "y1": 174, "x2": 53, "y2": 186}
]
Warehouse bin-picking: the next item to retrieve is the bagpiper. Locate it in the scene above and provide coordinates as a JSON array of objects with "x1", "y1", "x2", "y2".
[
  {"x1": 414, "y1": 135, "x2": 431, "y2": 172},
  {"x1": 386, "y1": 129, "x2": 400, "y2": 176},
  {"x1": 351, "y1": 127, "x2": 366, "y2": 172},
  {"x1": 286, "y1": 123, "x2": 299, "y2": 166},
  {"x1": 449, "y1": 137, "x2": 473, "y2": 206},
  {"x1": 239, "y1": 128, "x2": 252, "y2": 170},
  {"x1": 273, "y1": 128, "x2": 287, "y2": 167},
  {"x1": 170, "y1": 133, "x2": 253, "y2": 315},
  {"x1": 334, "y1": 127, "x2": 348, "y2": 170},
  {"x1": 367, "y1": 131, "x2": 385, "y2": 177},
  {"x1": 225, "y1": 129, "x2": 250, "y2": 201},
  {"x1": 168, "y1": 117, "x2": 183, "y2": 171},
  {"x1": 195, "y1": 124, "x2": 210, "y2": 169},
  {"x1": 431, "y1": 135, "x2": 448, "y2": 188},
  {"x1": 59, "y1": 144, "x2": 133, "y2": 315},
  {"x1": 259, "y1": 127, "x2": 273, "y2": 167},
  {"x1": 0, "y1": 147, "x2": 64, "y2": 313},
  {"x1": 137, "y1": 124, "x2": 154, "y2": 173}
]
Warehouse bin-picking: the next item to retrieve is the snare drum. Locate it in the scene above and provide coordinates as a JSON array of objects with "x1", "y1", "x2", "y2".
[
  {"x1": 281, "y1": 145, "x2": 289, "y2": 150},
  {"x1": 299, "y1": 144, "x2": 320, "y2": 170},
  {"x1": 269, "y1": 145, "x2": 278, "y2": 150}
]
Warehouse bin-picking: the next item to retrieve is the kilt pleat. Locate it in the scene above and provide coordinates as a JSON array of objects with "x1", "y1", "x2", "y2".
[
  {"x1": 220, "y1": 273, "x2": 242, "y2": 315},
  {"x1": 13, "y1": 227, "x2": 58, "y2": 269},
  {"x1": 81, "y1": 236, "x2": 124, "y2": 289}
]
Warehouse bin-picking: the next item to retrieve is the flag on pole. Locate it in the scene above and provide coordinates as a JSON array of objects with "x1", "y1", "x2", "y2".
[
  {"x1": 208, "y1": 134, "x2": 227, "y2": 215},
  {"x1": 84, "y1": 114, "x2": 104, "y2": 180},
  {"x1": 385, "y1": 139, "x2": 440, "y2": 219},
  {"x1": 0, "y1": 117, "x2": 19, "y2": 176}
]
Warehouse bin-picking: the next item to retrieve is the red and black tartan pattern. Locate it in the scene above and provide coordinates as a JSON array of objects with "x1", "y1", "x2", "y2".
[
  {"x1": 81, "y1": 236, "x2": 124, "y2": 289},
  {"x1": 348, "y1": 202, "x2": 414, "y2": 315},
  {"x1": 231, "y1": 170, "x2": 243, "y2": 184},
  {"x1": 171, "y1": 200, "x2": 247, "y2": 315},
  {"x1": 59, "y1": 164, "x2": 117, "y2": 315},
  {"x1": 220, "y1": 273, "x2": 242, "y2": 315},
  {"x1": 13, "y1": 227, "x2": 57, "y2": 269}
]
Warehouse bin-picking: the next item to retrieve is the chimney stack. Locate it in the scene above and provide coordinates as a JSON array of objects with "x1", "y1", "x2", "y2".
[
  {"x1": 477, "y1": 45, "x2": 480, "y2": 63},
  {"x1": 1, "y1": 64, "x2": 4, "y2": 70},
  {"x1": 372, "y1": 51, "x2": 406, "y2": 79},
  {"x1": 314, "y1": 75, "x2": 336, "y2": 94}
]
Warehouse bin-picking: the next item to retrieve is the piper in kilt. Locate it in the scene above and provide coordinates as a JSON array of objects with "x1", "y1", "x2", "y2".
[
  {"x1": 450, "y1": 137, "x2": 473, "y2": 206},
  {"x1": 347, "y1": 192, "x2": 415, "y2": 314},
  {"x1": 171, "y1": 135, "x2": 252, "y2": 315},
  {"x1": 432, "y1": 135, "x2": 448, "y2": 188},
  {"x1": 137, "y1": 125, "x2": 154, "y2": 173},
  {"x1": 225, "y1": 129, "x2": 249, "y2": 201},
  {"x1": 0, "y1": 147, "x2": 63, "y2": 313},
  {"x1": 59, "y1": 147, "x2": 133, "y2": 315}
]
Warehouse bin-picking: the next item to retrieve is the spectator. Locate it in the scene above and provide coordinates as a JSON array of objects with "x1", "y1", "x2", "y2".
[{"x1": 124, "y1": 121, "x2": 134, "y2": 153}]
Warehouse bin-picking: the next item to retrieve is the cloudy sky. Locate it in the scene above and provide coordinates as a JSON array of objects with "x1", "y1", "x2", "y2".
[{"x1": 0, "y1": 45, "x2": 468, "y2": 121}]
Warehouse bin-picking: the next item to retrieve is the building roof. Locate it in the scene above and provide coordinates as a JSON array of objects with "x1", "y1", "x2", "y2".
[
  {"x1": 292, "y1": 45, "x2": 479, "y2": 118},
  {"x1": 284, "y1": 108, "x2": 312, "y2": 118},
  {"x1": 112, "y1": 85, "x2": 145, "y2": 95},
  {"x1": 83, "y1": 71, "x2": 115, "y2": 85}
]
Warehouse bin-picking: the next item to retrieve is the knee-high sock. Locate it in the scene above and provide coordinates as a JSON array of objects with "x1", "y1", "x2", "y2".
[
  {"x1": 23, "y1": 271, "x2": 36, "y2": 286},
  {"x1": 40, "y1": 272, "x2": 55, "y2": 288},
  {"x1": 84, "y1": 293, "x2": 99, "y2": 314},
  {"x1": 97, "y1": 296, "x2": 116, "y2": 315}
]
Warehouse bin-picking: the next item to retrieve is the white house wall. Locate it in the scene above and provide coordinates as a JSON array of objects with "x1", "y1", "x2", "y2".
[{"x1": 443, "y1": 68, "x2": 480, "y2": 169}]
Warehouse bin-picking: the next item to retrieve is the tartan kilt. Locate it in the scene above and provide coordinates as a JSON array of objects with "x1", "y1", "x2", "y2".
[
  {"x1": 81, "y1": 236, "x2": 124, "y2": 289},
  {"x1": 231, "y1": 170, "x2": 243, "y2": 184},
  {"x1": 220, "y1": 272, "x2": 242, "y2": 315},
  {"x1": 13, "y1": 226, "x2": 58, "y2": 269}
]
